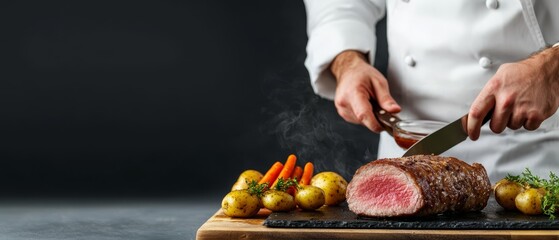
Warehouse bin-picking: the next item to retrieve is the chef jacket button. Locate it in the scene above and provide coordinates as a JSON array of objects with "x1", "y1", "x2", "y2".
[
  {"x1": 404, "y1": 56, "x2": 416, "y2": 67},
  {"x1": 486, "y1": 0, "x2": 499, "y2": 9},
  {"x1": 479, "y1": 57, "x2": 492, "y2": 68}
]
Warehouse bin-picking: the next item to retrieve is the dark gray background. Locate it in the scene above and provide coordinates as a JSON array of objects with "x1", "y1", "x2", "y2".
[{"x1": 0, "y1": 1, "x2": 387, "y2": 198}]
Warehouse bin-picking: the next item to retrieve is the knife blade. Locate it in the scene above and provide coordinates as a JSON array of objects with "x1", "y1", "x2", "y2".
[{"x1": 402, "y1": 113, "x2": 492, "y2": 157}]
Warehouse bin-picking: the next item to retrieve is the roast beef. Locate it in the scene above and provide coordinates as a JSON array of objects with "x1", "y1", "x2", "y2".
[{"x1": 346, "y1": 155, "x2": 491, "y2": 217}]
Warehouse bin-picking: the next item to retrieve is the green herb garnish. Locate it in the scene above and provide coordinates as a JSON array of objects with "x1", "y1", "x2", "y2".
[
  {"x1": 272, "y1": 177, "x2": 298, "y2": 192},
  {"x1": 247, "y1": 180, "x2": 267, "y2": 197},
  {"x1": 542, "y1": 172, "x2": 559, "y2": 220}
]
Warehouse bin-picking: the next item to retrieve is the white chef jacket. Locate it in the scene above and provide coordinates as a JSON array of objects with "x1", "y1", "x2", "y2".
[{"x1": 304, "y1": 0, "x2": 559, "y2": 182}]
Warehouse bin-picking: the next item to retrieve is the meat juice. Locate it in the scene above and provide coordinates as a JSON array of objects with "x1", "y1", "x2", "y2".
[
  {"x1": 393, "y1": 120, "x2": 447, "y2": 149},
  {"x1": 394, "y1": 135, "x2": 419, "y2": 149}
]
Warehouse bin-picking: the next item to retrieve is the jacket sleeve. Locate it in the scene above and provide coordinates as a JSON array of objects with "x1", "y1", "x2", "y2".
[
  {"x1": 303, "y1": 0, "x2": 386, "y2": 100},
  {"x1": 536, "y1": 0, "x2": 559, "y2": 47}
]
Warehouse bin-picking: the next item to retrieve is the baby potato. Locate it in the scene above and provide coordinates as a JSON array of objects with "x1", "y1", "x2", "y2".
[
  {"x1": 494, "y1": 179, "x2": 524, "y2": 210},
  {"x1": 311, "y1": 172, "x2": 348, "y2": 206},
  {"x1": 221, "y1": 190, "x2": 260, "y2": 218},
  {"x1": 295, "y1": 185, "x2": 325, "y2": 210},
  {"x1": 515, "y1": 188, "x2": 544, "y2": 215},
  {"x1": 231, "y1": 169, "x2": 263, "y2": 191},
  {"x1": 493, "y1": 178, "x2": 508, "y2": 190},
  {"x1": 261, "y1": 190, "x2": 296, "y2": 212}
]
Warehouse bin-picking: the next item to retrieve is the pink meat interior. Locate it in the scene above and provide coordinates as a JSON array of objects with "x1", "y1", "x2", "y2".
[{"x1": 348, "y1": 165, "x2": 423, "y2": 217}]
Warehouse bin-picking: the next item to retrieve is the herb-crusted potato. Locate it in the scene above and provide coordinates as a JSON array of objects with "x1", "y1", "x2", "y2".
[
  {"x1": 261, "y1": 190, "x2": 296, "y2": 212},
  {"x1": 231, "y1": 170, "x2": 263, "y2": 191},
  {"x1": 221, "y1": 190, "x2": 260, "y2": 218},
  {"x1": 311, "y1": 172, "x2": 348, "y2": 206},
  {"x1": 295, "y1": 185, "x2": 325, "y2": 210}
]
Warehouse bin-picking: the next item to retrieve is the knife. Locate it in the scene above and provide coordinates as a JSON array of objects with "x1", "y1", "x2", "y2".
[{"x1": 402, "y1": 112, "x2": 492, "y2": 157}]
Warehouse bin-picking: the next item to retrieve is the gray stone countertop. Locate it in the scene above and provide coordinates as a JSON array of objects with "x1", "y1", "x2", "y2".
[{"x1": 0, "y1": 196, "x2": 222, "y2": 240}]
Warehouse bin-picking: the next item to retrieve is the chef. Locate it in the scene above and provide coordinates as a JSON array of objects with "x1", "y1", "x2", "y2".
[{"x1": 303, "y1": 0, "x2": 559, "y2": 182}]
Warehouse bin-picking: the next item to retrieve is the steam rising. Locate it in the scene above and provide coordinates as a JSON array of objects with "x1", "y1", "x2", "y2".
[{"x1": 261, "y1": 73, "x2": 379, "y2": 180}]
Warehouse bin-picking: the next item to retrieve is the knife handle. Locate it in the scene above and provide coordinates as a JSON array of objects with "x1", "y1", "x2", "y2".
[{"x1": 370, "y1": 100, "x2": 401, "y2": 136}]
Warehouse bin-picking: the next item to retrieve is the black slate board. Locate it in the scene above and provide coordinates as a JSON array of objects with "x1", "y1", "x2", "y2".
[{"x1": 264, "y1": 198, "x2": 559, "y2": 229}]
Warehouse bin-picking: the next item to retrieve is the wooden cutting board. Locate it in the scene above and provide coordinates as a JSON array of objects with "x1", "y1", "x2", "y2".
[{"x1": 196, "y1": 208, "x2": 559, "y2": 240}]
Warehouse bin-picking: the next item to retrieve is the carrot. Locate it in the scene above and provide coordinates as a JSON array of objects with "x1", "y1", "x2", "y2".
[
  {"x1": 286, "y1": 186, "x2": 297, "y2": 196},
  {"x1": 271, "y1": 154, "x2": 297, "y2": 188},
  {"x1": 291, "y1": 166, "x2": 303, "y2": 181},
  {"x1": 299, "y1": 162, "x2": 314, "y2": 185},
  {"x1": 258, "y1": 161, "x2": 284, "y2": 186}
]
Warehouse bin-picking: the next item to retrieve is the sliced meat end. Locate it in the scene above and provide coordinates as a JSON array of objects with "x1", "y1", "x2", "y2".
[{"x1": 347, "y1": 164, "x2": 424, "y2": 217}]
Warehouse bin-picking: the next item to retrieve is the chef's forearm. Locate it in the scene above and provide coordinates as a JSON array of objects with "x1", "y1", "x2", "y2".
[
  {"x1": 546, "y1": 44, "x2": 559, "y2": 81},
  {"x1": 519, "y1": 45, "x2": 559, "y2": 89},
  {"x1": 534, "y1": 45, "x2": 559, "y2": 89},
  {"x1": 330, "y1": 50, "x2": 368, "y2": 82}
]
